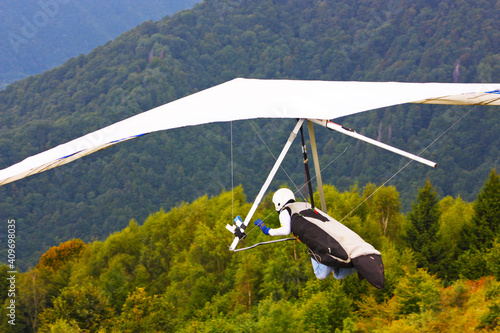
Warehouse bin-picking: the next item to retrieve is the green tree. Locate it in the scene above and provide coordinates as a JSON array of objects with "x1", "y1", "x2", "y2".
[
  {"x1": 403, "y1": 181, "x2": 441, "y2": 272},
  {"x1": 438, "y1": 196, "x2": 474, "y2": 256},
  {"x1": 113, "y1": 287, "x2": 175, "y2": 332},
  {"x1": 38, "y1": 284, "x2": 114, "y2": 332},
  {"x1": 17, "y1": 269, "x2": 50, "y2": 332},
  {"x1": 254, "y1": 298, "x2": 299, "y2": 333},
  {"x1": 435, "y1": 196, "x2": 474, "y2": 281},
  {"x1": 300, "y1": 282, "x2": 354, "y2": 332},
  {"x1": 461, "y1": 169, "x2": 500, "y2": 250},
  {"x1": 486, "y1": 238, "x2": 500, "y2": 281},
  {"x1": 363, "y1": 184, "x2": 403, "y2": 239},
  {"x1": 458, "y1": 169, "x2": 500, "y2": 279},
  {"x1": 392, "y1": 268, "x2": 442, "y2": 316}
]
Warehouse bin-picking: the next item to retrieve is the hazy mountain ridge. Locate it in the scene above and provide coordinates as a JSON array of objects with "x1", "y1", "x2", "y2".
[{"x1": 0, "y1": 0, "x2": 198, "y2": 88}]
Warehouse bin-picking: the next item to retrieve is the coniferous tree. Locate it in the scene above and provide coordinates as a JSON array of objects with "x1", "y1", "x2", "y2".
[
  {"x1": 457, "y1": 169, "x2": 500, "y2": 280},
  {"x1": 463, "y1": 169, "x2": 500, "y2": 250},
  {"x1": 403, "y1": 180, "x2": 441, "y2": 272}
]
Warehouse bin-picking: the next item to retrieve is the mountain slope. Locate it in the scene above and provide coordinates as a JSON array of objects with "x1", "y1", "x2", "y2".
[
  {"x1": 0, "y1": 0, "x2": 198, "y2": 88},
  {"x1": 0, "y1": 0, "x2": 499, "y2": 269}
]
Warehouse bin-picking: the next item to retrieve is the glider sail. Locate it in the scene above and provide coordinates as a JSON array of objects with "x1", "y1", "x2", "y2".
[
  {"x1": 1, "y1": 79, "x2": 500, "y2": 186},
  {"x1": 1, "y1": 79, "x2": 500, "y2": 250}
]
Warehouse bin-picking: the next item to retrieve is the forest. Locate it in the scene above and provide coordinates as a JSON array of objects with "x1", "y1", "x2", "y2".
[{"x1": 0, "y1": 169, "x2": 499, "y2": 332}]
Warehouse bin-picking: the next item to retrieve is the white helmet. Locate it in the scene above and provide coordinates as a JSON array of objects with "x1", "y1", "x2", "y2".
[{"x1": 272, "y1": 188, "x2": 295, "y2": 212}]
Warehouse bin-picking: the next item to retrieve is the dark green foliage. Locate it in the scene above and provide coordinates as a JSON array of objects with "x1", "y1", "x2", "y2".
[
  {"x1": 0, "y1": 266, "x2": 9, "y2": 306},
  {"x1": 478, "y1": 301, "x2": 500, "y2": 330},
  {"x1": 38, "y1": 284, "x2": 115, "y2": 332},
  {"x1": 477, "y1": 280, "x2": 500, "y2": 330},
  {"x1": 403, "y1": 181, "x2": 440, "y2": 271},
  {"x1": 457, "y1": 170, "x2": 500, "y2": 280},
  {"x1": 461, "y1": 170, "x2": 500, "y2": 250}
]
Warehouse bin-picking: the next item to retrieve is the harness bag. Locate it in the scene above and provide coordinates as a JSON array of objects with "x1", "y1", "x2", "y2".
[{"x1": 287, "y1": 202, "x2": 379, "y2": 268}]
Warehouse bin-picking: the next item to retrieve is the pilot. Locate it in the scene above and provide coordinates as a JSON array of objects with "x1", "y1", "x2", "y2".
[{"x1": 255, "y1": 188, "x2": 385, "y2": 289}]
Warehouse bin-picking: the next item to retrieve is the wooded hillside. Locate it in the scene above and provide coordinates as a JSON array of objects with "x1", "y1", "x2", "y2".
[{"x1": 0, "y1": 0, "x2": 498, "y2": 270}]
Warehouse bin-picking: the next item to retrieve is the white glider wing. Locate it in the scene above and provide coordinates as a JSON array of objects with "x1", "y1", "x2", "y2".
[{"x1": 1, "y1": 78, "x2": 499, "y2": 186}]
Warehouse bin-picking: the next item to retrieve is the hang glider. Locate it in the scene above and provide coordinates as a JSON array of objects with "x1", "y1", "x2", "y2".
[
  {"x1": 1, "y1": 78, "x2": 499, "y2": 249},
  {"x1": 1, "y1": 78, "x2": 499, "y2": 187}
]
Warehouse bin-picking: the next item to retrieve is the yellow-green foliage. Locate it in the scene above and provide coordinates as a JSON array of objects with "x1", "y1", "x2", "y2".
[
  {"x1": 356, "y1": 277, "x2": 500, "y2": 333},
  {"x1": 6, "y1": 177, "x2": 500, "y2": 332}
]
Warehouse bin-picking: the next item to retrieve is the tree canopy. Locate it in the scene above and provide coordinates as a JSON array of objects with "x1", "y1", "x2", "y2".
[{"x1": 3, "y1": 171, "x2": 500, "y2": 331}]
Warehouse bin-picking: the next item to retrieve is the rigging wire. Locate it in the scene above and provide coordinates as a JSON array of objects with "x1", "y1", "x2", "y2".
[
  {"x1": 241, "y1": 103, "x2": 477, "y2": 235},
  {"x1": 340, "y1": 105, "x2": 479, "y2": 222},
  {"x1": 247, "y1": 120, "x2": 306, "y2": 202},
  {"x1": 295, "y1": 147, "x2": 348, "y2": 196},
  {"x1": 244, "y1": 145, "x2": 348, "y2": 236}
]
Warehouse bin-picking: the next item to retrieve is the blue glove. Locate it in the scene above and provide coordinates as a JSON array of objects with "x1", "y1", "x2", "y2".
[{"x1": 254, "y1": 219, "x2": 270, "y2": 235}]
